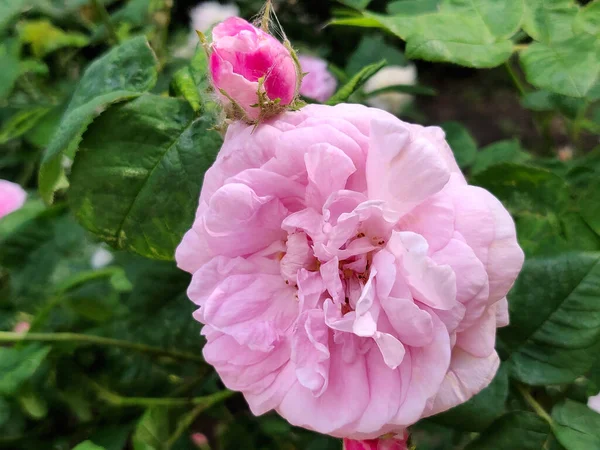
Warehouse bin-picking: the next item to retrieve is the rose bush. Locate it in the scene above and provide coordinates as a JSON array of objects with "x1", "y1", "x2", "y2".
[
  {"x1": 2, "y1": 0, "x2": 600, "y2": 449},
  {"x1": 176, "y1": 103, "x2": 523, "y2": 438}
]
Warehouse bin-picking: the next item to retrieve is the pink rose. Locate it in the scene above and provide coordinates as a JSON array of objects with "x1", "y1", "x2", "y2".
[
  {"x1": 209, "y1": 17, "x2": 299, "y2": 121},
  {"x1": 176, "y1": 104, "x2": 524, "y2": 439},
  {"x1": 0, "y1": 179, "x2": 27, "y2": 219},
  {"x1": 344, "y1": 433, "x2": 408, "y2": 450},
  {"x1": 299, "y1": 55, "x2": 337, "y2": 102}
]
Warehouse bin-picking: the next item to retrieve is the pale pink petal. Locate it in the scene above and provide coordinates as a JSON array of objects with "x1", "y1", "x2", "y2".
[
  {"x1": 367, "y1": 117, "x2": 450, "y2": 217},
  {"x1": 427, "y1": 348, "x2": 500, "y2": 416},
  {"x1": 292, "y1": 309, "x2": 331, "y2": 396}
]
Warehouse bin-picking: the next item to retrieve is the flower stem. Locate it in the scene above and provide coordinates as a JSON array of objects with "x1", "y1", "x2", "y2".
[
  {"x1": 504, "y1": 59, "x2": 526, "y2": 96},
  {"x1": 517, "y1": 384, "x2": 553, "y2": 425},
  {"x1": 261, "y1": 0, "x2": 272, "y2": 31},
  {"x1": 0, "y1": 331, "x2": 205, "y2": 364},
  {"x1": 92, "y1": 0, "x2": 119, "y2": 45},
  {"x1": 89, "y1": 378, "x2": 234, "y2": 408},
  {"x1": 165, "y1": 402, "x2": 210, "y2": 448}
]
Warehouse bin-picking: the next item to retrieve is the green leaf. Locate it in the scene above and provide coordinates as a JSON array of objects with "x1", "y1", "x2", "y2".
[
  {"x1": 464, "y1": 412, "x2": 550, "y2": 450},
  {"x1": 0, "y1": 107, "x2": 52, "y2": 145},
  {"x1": 431, "y1": 365, "x2": 508, "y2": 431},
  {"x1": 0, "y1": 346, "x2": 51, "y2": 396},
  {"x1": 471, "y1": 139, "x2": 532, "y2": 174},
  {"x1": 345, "y1": 35, "x2": 407, "y2": 76},
  {"x1": 365, "y1": 1, "x2": 519, "y2": 68},
  {"x1": 471, "y1": 165, "x2": 577, "y2": 257},
  {"x1": 104, "y1": 258, "x2": 198, "y2": 351},
  {"x1": 440, "y1": 121, "x2": 477, "y2": 169},
  {"x1": 0, "y1": 39, "x2": 21, "y2": 101},
  {"x1": 336, "y1": 0, "x2": 372, "y2": 9},
  {"x1": 579, "y1": 178, "x2": 600, "y2": 237},
  {"x1": 522, "y1": 0, "x2": 579, "y2": 44},
  {"x1": 171, "y1": 66, "x2": 201, "y2": 113},
  {"x1": 69, "y1": 94, "x2": 222, "y2": 260},
  {"x1": 500, "y1": 253, "x2": 600, "y2": 385},
  {"x1": 0, "y1": 397, "x2": 10, "y2": 427},
  {"x1": 387, "y1": 0, "x2": 441, "y2": 15},
  {"x1": 88, "y1": 424, "x2": 132, "y2": 450},
  {"x1": 0, "y1": 198, "x2": 46, "y2": 239},
  {"x1": 405, "y1": 13, "x2": 514, "y2": 68},
  {"x1": 552, "y1": 400, "x2": 600, "y2": 450},
  {"x1": 17, "y1": 384, "x2": 48, "y2": 419},
  {"x1": 326, "y1": 60, "x2": 385, "y2": 105},
  {"x1": 18, "y1": 19, "x2": 89, "y2": 58},
  {"x1": 520, "y1": 34, "x2": 600, "y2": 98},
  {"x1": 440, "y1": 0, "x2": 525, "y2": 39},
  {"x1": 132, "y1": 407, "x2": 169, "y2": 450},
  {"x1": 0, "y1": 0, "x2": 33, "y2": 35},
  {"x1": 363, "y1": 83, "x2": 436, "y2": 97},
  {"x1": 574, "y1": 0, "x2": 600, "y2": 37},
  {"x1": 38, "y1": 36, "x2": 158, "y2": 204},
  {"x1": 73, "y1": 441, "x2": 108, "y2": 450}
]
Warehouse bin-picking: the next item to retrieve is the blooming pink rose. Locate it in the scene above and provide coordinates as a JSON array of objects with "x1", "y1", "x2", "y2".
[
  {"x1": 0, "y1": 180, "x2": 27, "y2": 219},
  {"x1": 209, "y1": 17, "x2": 298, "y2": 121},
  {"x1": 299, "y1": 55, "x2": 337, "y2": 102},
  {"x1": 344, "y1": 433, "x2": 408, "y2": 450},
  {"x1": 176, "y1": 104, "x2": 524, "y2": 439}
]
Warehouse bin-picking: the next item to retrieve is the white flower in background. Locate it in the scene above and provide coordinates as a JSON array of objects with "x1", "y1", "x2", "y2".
[
  {"x1": 178, "y1": 2, "x2": 240, "y2": 57},
  {"x1": 364, "y1": 64, "x2": 417, "y2": 114},
  {"x1": 589, "y1": 392, "x2": 600, "y2": 414},
  {"x1": 91, "y1": 246, "x2": 114, "y2": 269}
]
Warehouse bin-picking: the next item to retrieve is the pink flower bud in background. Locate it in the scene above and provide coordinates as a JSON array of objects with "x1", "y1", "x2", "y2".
[
  {"x1": 589, "y1": 392, "x2": 600, "y2": 414},
  {"x1": 13, "y1": 321, "x2": 31, "y2": 334},
  {"x1": 344, "y1": 434, "x2": 409, "y2": 450},
  {"x1": 0, "y1": 180, "x2": 27, "y2": 219},
  {"x1": 191, "y1": 432, "x2": 210, "y2": 448},
  {"x1": 209, "y1": 17, "x2": 298, "y2": 121},
  {"x1": 298, "y1": 54, "x2": 337, "y2": 102}
]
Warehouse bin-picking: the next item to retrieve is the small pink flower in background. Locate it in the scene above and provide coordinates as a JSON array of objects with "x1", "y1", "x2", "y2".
[
  {"x1": 298, "y1": 54, "x2": 337, "y2": 102},
  {"x1": 344, "y1": 433, "x2": 408, "y2": 449},
  {"x1": 191, "y1": 432, "x2": 210, "y2": 448},
  {"x1": 176, "y1": 104, "x2": 523, "y2": 438},
  {"x1": 13, "y1": 321, "x2": 31, "y2": 334},
  {"x1": 209, "y1": 17, "x2": 298, "y2": 121},
  {"x1": 0, "y1": 180, "x2": 27, "y2": 219},
  {"x1": 589, "y1": 392, "x2": 600, "y2": 414}
]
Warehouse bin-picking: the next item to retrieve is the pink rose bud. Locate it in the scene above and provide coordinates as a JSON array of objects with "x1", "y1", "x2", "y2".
[
  {"x1": 298, "y1": 54, "x2": 337, "y2": 102},
  {"x1": 344, "y1": 435, "x2": 409, "y2": 450},
  {"x1": 0, "y1": 180, "x2": 27, "y2": 219},
  {"x1": 13, "y1": 321, "x2": 31, "y2": 334},
  {"x1": 191, "y1": 432, "x2": 210, "y2": 448},
  {"x1": 208, "y1": 17, "x2": 299, "y2": 122}
]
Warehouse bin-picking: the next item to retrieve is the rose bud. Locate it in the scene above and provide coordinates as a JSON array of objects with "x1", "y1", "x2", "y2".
[{"x1": 208, "y1": 17, "x2": 300, "y2": 122}]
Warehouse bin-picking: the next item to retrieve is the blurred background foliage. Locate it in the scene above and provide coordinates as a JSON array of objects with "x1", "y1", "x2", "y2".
[{"x1": 0, "y1": 0, "x2": 600, "y2": 449}]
